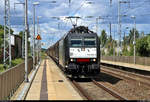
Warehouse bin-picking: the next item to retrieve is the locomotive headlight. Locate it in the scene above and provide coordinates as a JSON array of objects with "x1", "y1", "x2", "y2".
[
  {"x1": 93, "y1": 59, "x2": 96, "y2": 62},
  {"x1": 70, "y1": 59, "x2": 74, "y2": 62}
]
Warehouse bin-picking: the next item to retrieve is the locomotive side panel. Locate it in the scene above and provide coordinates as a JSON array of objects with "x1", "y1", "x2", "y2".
[
  {"x1": 59, "y1": 39, "x2": 65, "y2": 67},
  {"x1": 55, "y1": 42, "x2": 59, "y2": 62},
  {"x1": 96, "y1": 35, "x2": 100, "y2": 63}
]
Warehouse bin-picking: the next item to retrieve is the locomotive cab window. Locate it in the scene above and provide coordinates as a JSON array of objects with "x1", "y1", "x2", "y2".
[
  {"x1": 71, "y1": 39, "x2": 82, "y2": 47},
  {"x1": 84, "y1": 37, "x2": 96, "y2": 46}
]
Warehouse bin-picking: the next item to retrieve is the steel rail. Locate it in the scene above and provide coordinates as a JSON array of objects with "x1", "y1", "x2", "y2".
[
  {"x1": 72, "y1": 80, "x2": 93, "y2": 100},
  {"x1": 101, "y1": 66, "x2": 150, "y2": 86},
  {"x1": 101, "y1": 65, "x2": 150, "y2": 81},
  {"x1": 92, "y1": 80, "x2": 127, "y2": 100}
]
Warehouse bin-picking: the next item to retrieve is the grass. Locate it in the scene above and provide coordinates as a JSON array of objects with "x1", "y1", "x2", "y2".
[
  {"x1": 41, "y1": 51, "x2": 47, "y2": 59},
  {"x1": 0, "y1": 58, "x2": 24, "y2": 73},
  {"x1": 0, "y1": 64, "x2": 4, "y2": 73}
]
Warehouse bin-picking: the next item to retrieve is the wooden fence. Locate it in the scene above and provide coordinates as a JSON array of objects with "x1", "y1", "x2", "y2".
[{"x1": 101, "y1": 56, "x2": 150, "y2": 66}]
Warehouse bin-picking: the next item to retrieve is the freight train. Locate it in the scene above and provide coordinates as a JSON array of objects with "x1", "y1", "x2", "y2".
[{"x1": 46, "y1": 26, "x2": 100, "y2": 77}]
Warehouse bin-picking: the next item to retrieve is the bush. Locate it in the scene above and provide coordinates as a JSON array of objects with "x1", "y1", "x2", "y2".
[
  {"x1": 136, "y1": 37, "x2": 149, "y2": 57},
  {"x1": 129, "y1": 44, "x2": 134, "y2": 56},
  {"x1": 108, "y1": 47, "x2": 113, "y2": 56},
  {"x1": 122, "y1": 45, "x2": 130, "y2": 56},
  {"x1": 11, "y1": 58, "x2": 24, "y2": 67},
  {"x1": 0, "y1": 64, "x2": 4, "y2": 72}
]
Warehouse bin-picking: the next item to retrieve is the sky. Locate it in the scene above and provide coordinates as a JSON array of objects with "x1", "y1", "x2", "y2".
[{"x1": 0, "y1": 0, "x2": 150, "y2": 49}]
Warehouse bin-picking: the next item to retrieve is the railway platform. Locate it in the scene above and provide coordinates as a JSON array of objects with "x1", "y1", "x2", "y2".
[
  {"x1": 101, "y1": 60, "x2": 150, "y2": 72},
  {"x1": 25, "y1": 57, "x2": 83, "y2": 100}
]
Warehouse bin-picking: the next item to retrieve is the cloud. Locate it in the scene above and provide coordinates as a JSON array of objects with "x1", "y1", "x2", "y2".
[{"x1": 0, "y1": 0, "x2": 150, "y2": 49}]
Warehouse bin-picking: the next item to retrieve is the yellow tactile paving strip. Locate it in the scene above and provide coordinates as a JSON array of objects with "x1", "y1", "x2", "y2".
[
  {"x1": 101, "y1": 60, "x2": 150, "y2": 71},
  {"x1": 25, "y1": 58, "x2": 83, "y2": 100}
]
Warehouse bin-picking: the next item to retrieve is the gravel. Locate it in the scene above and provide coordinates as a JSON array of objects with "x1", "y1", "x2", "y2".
[
  {"x1": 97, "y1": 71, "x2": 150, "y2": 100},
  {"x1": 78, "y1": 82, "x2": 118, "y2": 100}
]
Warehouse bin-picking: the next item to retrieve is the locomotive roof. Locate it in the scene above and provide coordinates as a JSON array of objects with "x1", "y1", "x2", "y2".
[
  {"x1": 68, "y1": 26, "x2": 94, "y2": 34},
  {"x1": 48, "y1": 26, "x2": 97, "y2": 49}
]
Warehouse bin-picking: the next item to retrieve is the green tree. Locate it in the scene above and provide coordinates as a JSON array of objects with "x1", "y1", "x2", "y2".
[
  {"x1": 136, "y1": 36, "x2": 149, "y2": 57},
  {"x1": 122, "y1": 45, "x2": 130, "y2": 56},
  {"x1": 128, "y1": 28, "x2": 139, "y2": 44},
  {"x1": 147, "y1": 35, "x2": 150, "y2": 50},
  {"x1": 99, "y1": 30, "x2": 107, "y2": 48},
  {"x1": 0, "y1": 25, "x2": 14, "y2": 63},
  {"x1": 19, "y1": 31, "x2": 24, "y2": 38},
  {"x1": 101, "y1": 49, "x2": 105, "y2": 56},
  {"x1": 19, "y1": 31, "x2": 30, "y2": 38},
  {"x1": 129, "y1": 44, "x2": 134, "y2": 56},
  {"x1": 106, "y1": 35, "x2": 114, "y2": 56},
  {"x1": 0, "y1": 25, "x2": 4, "y2": 56}
]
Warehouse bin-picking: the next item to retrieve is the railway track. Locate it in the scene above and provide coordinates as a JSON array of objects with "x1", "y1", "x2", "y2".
[
  {"x1": 72, "y1": 80, "x2": 92, "y2": 100},
  {"x1": 51, "y1": 57, "x2": 150, "y2": 100},
  {"x1": 101, "y1": 65, "x2": 150, "y2": 87},
  {"x1": 92, "y1": 79, "x2": 127, "y2": 100},
  {"x1": 71, "y1": 79, "x2": 127, "y2": 100}
]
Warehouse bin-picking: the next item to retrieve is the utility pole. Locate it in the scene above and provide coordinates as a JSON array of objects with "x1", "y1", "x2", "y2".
[
  {"x1": 3, "y1": 0, "x2": 11, "y2": 68},
  {"x1": 109, "y1": 22, "x2": 112, "y2": 38},
  {"x1": 95, "y1": 16, "x2": 104, "y2": 58},
  {"x1": 113, "y1": 24, "x2": 116, "y2": 60},
  {"x1": 37, "y1": 16, "x2": 41, "y2": 63},
  {"x1": 33, "y1": 2, "x2": 39, "y2": 69},
  {"x1": 38, "y1": 21, "x2": 42, "y2": 62},
  {"x1": 95, "y1": 16, "x2": 104, "y2": 34},
  {"x1": 22, "y1": 4, "x2": 25, "y2": 58},
  {"x1": 118, "y1": 0, "x2": 121, "y2": 56},
  {"x1": 14, "y1": 2, "x2": 25, "y2": 58},
  {"x1": 96, "y1": 18, "x2": 98, "y2": 34},
  {"x1": 25, "y1": 0, "x2": 29, "y2": 82},
  {"x1": 37, "y1": 16, "x2": 39, "y2": 63},
  {"x1": 131, "y1": 16, "x2": 136, "y2": 64},
  {"x1": 134, "y1": 18, "x2": 136, "y2": 64},
  {"x1": 118, "y1": 0, "x2": 130, "y2": 56},
  {"x1": 33, "y1": 4, "x2": 35, "y2": 69}
]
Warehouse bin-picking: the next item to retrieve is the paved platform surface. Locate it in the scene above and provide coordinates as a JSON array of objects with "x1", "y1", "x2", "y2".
[
  {"x1": 101, "y1": 60, "x2": 150, "y2": 72},
  {"x1": 25, "y1": 58, "x2": 83, "y2": 100}
]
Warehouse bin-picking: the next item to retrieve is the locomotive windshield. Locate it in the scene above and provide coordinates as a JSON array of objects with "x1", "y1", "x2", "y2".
[
  {"x1": 71, "y1": 39, "x2": 82, "y2": 47},
  {"x1": 84, "y1": 37, "x2": 96, "y2": 46}
]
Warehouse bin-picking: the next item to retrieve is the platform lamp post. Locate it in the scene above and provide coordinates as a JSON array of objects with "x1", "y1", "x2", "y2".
[
  {"x1": 37, "y1": 16, "x2": 42, "y2": 63},
  {"x1": 131, "y1": 15, "x2": 136, "y2": 64},
  {"x1": 120, "y1": 14, "x2": 127, "y2": 54},
  {"x1": 25, "y1": 0, "x2": 29, "y2": 82},
  {"x1": 33, "y1": 2, "x2": 39, "y2": 69}
]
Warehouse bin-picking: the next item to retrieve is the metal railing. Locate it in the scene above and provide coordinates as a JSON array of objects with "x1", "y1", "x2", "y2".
[
  {"x1": 101, "y1": 56, "x2": 150, "y2": 66},
  {"x1": 0, "y1": 58, "x2": 33, "y2": 100}
]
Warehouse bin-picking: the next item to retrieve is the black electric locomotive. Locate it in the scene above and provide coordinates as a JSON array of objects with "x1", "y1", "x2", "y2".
[{"x1": 47, "y1": 26, "x2": 100, "y2": 77}]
